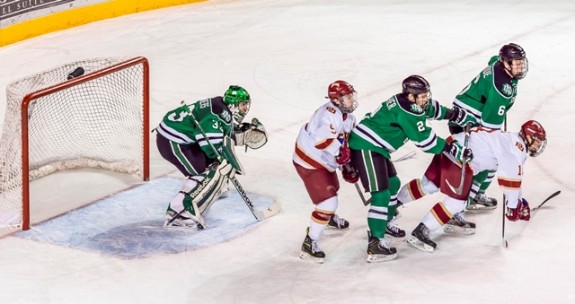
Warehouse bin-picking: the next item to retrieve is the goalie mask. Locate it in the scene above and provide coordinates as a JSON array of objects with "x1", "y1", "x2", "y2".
[
  {"x1": 499, "y1": 43, "x2": 528, "y2": 80},
  {"x1": 519, "y1": 120, "x2": 547, "y2": 157},
  {"x1": 327, "y1": 80, "x2": 358, "y2": 114},
  {"x1": 224, "y1": 85, "x2": 251, "y2": 124}
]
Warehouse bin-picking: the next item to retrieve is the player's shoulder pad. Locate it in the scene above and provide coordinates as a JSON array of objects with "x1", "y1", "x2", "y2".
[
  {"x1": 210, "y1": 96, "x2": 233, "y2": 124},
  {"x1": 488, "y1": 55, "x2": 499, "y2": 65},
  {"x1": 493, "y1": 62, "x2": 515, "y2": 98}
]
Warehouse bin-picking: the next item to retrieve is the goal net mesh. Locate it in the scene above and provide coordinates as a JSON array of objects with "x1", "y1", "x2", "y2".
[{"x1": 0, "y1": 57, "x2": 148, "y2": 228}]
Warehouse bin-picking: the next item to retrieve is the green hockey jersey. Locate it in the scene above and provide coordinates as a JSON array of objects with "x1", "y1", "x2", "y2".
[
  {"x1": 452, "y1": 56, "x2": 518, "y2": 130},
  {"x1": 349, "y1": 94, "x2": 448, "y2": 159},
  {"x1": 156, "y1": 97, "x2": 233, "y2": 159}
]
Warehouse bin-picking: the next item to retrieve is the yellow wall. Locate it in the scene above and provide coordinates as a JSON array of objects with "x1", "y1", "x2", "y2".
[{"x1": 0, "y1": 0, "x2": 207, "y2": 47}]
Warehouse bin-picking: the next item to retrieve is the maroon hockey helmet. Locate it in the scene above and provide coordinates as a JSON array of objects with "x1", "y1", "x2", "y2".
[
  {"x1": 520, "y1": 120, "x2": 547, "y2": 157},
  {"x1": 328, "y1": 80, "x2": 355, "y2": 99},
  {"x1": 327, "y1": 80, "x2": 358, "y2": 113}
]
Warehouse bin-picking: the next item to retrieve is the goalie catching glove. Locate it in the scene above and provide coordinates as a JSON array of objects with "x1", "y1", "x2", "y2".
[{"x1": 234, "y1": 117, "x2": 268, "y2": 149}]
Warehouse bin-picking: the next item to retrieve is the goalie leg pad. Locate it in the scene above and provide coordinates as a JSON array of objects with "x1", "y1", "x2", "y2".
[{"x1": 185, "y1": 163, "x2": 231, "y2": 216}]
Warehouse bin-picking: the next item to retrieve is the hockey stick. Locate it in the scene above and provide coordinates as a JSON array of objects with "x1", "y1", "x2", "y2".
[
  {"x1": 531, "y1": 190, "x2": 561, "y2": 212},
  {"x1": 354, "y1": 151, "x2": 417, "y2": 206},
  {"x1": 393, "y1": 151, "x2": 416, "y2": 162},
  {"x1": 446, "y1": 123, "x2": 472, "y2": 195},
  {"x1": 188, "y1": 111, "x2": 281, "y2": 221},
  {"x1": 502, "y1": 117, "x2": 508, "y2": 247},
  {"x1": 502, "y1": 190, "x2": 561, "y2": 248},
  {"x1": 355, "y1": 183, "x2": 370, "y2": 206}
]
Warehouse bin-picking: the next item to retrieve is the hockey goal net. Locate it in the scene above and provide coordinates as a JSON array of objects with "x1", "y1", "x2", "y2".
[{"x1": 0, "y1": 57, "x2": 150, "y2": 230}]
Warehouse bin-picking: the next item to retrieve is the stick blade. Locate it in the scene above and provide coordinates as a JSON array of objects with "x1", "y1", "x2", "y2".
[{"x1": 254, "y1": 202, "x2": 282, "y2": 221}]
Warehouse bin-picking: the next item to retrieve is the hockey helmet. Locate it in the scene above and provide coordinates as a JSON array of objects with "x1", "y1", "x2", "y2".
[
  {"x1": 402, "y1": 75, "x2": 430, "y2": 96},
  {"x1": 224, "y1": 85, "x2": 251, "y2": 123},
  {"x1": 327, "y1": 80, "x2": 358, "y2": 113},
  {"x1": 499, "y1": 43, "x2": 526, "y2": 62},
  {"x1": 499, "y1": 43, "x2": 528, "y2": 79},
  {"x1": 402, "y1": 75, "x2": 431, "y2": 113},
  {"x1": 519, "y1": 120, "x2": 547, "y2": 157}
]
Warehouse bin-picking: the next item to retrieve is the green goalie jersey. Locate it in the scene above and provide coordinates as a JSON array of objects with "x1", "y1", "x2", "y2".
[
  {"x1": 349, "y1": 94, "x2": 448, "y2": 159},
  {"x1": 156, "y1": 97, "x2": 234, "y2": 160},
  {"x1": 451, "y1": 56, "x2": 518, "y2": 130}
]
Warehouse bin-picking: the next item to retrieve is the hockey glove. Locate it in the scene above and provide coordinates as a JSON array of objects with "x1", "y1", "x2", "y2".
[
  {"x1": 444, "y1": 140, "x2": 473, "y2": 163},
  {"x1": 336, "y1": 140, "x2": 351, "y2": 165},
  {"x1": 449, "y1": 107, "x2": 478, "y2": 127},
  {"x1": 505, "y1": 198, "x2": 531, "y2": 221},
  {"x1": 341, "y1": 164, "x2": 359, "y2": 184}
]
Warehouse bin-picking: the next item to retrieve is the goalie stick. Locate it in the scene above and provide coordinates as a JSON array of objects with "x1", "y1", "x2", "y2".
[
  {"x1": 502, "y1": 190, "x2": 561, "y2": 248},
  {"x1": 355, "y1": 151, "x2": 417, "y2": 206},
  {"x1": 188, "y1": 110, "x2": 281, "y2": 222}
]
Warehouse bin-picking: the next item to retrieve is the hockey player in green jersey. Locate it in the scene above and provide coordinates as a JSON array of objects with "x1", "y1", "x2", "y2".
[
  {"x1": 348, "y1": 75, "x2": 474, "y2": 262},
  {"x1": 448, "y1": 43, "x2": 528, "y2": 210},
  {"x1": 155, "y1": 85, "x2": 268, "y2": 229}
]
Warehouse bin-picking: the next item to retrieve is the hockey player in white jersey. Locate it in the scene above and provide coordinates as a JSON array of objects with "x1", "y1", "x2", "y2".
[
  {"x1": 293, "y1": 80, "x2": 359, "y2": 263},
  {"x1": 397, "y1": 120, "x2": 546, "y2": 252}
]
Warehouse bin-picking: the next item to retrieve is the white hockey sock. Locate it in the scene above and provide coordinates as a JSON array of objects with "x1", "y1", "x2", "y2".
[
  {"x1": 421, "y1": 196, "x2": 466, "y2": 231},
  {"x1": 308, "y1": 196, "x2": 338, "y2": 240}
]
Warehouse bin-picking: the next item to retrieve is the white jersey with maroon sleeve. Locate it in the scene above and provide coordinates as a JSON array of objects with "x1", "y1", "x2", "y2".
[
  {"x1": 455, "y1": 128, "x2": 528, "y2": 207},
  {"x1": 293, "y1": 102, "x2": 356, "y2": 172}
]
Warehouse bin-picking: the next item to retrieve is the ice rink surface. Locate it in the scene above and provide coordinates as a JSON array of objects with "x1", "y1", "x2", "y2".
[{"x1": 1, "y1": 0, "x2": 575, "y2": 303}]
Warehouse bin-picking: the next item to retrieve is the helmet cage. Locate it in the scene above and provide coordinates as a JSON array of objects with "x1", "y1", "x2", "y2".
[{"x1": 336, "y1": 92, "x2": 358, "y2": 114}]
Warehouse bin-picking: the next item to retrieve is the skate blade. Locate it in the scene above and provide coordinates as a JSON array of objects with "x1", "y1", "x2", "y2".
[
  {"x1": 385, "y1": 232, "x2": 406, "y2": 239},
  {"x1": 366, "y1": 252, "x2": 398, "y2": 263},
  {"x1": 299, "y1": 251, "x2": 324, "y2": 264},
  {"x1": 406, "y1": 236, "x2": 435, "y2": 253},
  {"x1": 443, "y1": 224, "x2": 475, "y2": 235},
  {"x1": 162, "y1": 224, "x2": 202, "y2": 231},
  {"x1": 324, "y1": 226, "x2": 350, "y2": 234},
  {"x1": 466, "y1": 204, "x2": 497, "y2": 211},
  {"x1": 163, "y1": 220, "x2": 205, "y2": 230}
]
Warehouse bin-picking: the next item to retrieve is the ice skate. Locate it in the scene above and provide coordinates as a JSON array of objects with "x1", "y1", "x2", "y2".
[
  {"x1": 163, "y1": 208, "x2": 205, "y2": 230},
  {"x1": 385, "y1": 213, "x2": 406, "y2": 238},
  {"x1": 326, "y1": 214, "x2": 349, "y2": 230},
  {"x1": 366, "y1": 232, "x2": 397, "y2": 263},
  {"x1": 443, "y1": 212, "x2": 476, "y2": 235},
  {"x1": 466, "y1": 193, "x2": 497, "y2": 211},
  {"x1": 300, "y1": 228, "x2": 325, "y2": 264},
  {"x1": 407, "y1": 223, "x2": 437, "y2": 252}
]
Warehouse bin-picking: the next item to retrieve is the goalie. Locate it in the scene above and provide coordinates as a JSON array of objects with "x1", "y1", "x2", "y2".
[{"x1": 155, "y1": 85, "x2": 268, "y2": 229}]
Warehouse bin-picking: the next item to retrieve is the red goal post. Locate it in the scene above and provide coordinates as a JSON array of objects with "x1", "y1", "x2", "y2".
[{"x1": 0, "y1": 57, "x2": 150, "y2": 230}]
